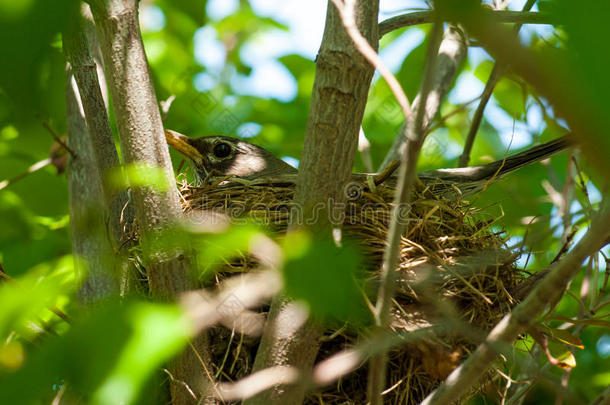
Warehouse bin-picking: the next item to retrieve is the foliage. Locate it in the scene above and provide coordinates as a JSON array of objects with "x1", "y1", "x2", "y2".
[{"x1": 0, "y1": 0, "x2": 608, "y2": 404}]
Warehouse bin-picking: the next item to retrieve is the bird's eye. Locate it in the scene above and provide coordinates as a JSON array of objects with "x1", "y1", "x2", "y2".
[{"x1": 212, "y1": 142, "x2": 232, "y2": 158}]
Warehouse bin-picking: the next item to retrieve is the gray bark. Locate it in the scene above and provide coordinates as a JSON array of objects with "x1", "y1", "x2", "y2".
[
  {"x1": 246, "y1": 1, "x2": 380, "y2": 404},
  {"x1": 88, "y1": 1, "x2": 213, "y2": 403},
  {"x1": 66, "y1": 66, "x2": 117, "y2": 304},
  {"x1": 64, "y1": 5, "x2": 136, "y2": 299}
]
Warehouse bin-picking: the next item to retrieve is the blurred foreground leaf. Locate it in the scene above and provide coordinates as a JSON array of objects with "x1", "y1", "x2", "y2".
[
  {"x1": 0, "y1": 301, "x2": 190, "y2": 405},
  {"x1": 282, "y1": 232, "x2": 370, "y2": 324}
]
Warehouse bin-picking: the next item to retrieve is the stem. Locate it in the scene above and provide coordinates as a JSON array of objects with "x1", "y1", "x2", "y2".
[
  {"x1": 379, "y1": 10, "x2": 551, "y2": 37},
  {"x1": 368, "y1": 19, "x2": 444, "y2": 405},
  {"x1": 458, "y1": 0, "x2": 537, "y2": 167}
]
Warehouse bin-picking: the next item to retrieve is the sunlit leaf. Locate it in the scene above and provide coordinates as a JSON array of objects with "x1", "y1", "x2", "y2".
[
  {"x1": 282, "y1": 232, "x2": 370, "y2": 324},
  {"x1": 0, "y1": 301, "x2": 189, "y2": 405},
  {"x1": 92, "y1": 303, "x2": 190, "y2": 405},
  {"x1": 0, "y1": 255, "x2": 78, "y2": 341},
  {"x1": 109, "y1": 163, "x2": 170, "y2": 192},
  {"x1": 542, "y1": 325, "x2": 584, "y2": 349}
]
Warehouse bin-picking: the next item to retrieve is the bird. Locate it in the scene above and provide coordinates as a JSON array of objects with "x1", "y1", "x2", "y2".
[
  {"x1": 164, "y1": 129, "x2": 573, "y2": 199},
  {"x1": 165, "y1": 129, "x2": 297, "y2": 185}
]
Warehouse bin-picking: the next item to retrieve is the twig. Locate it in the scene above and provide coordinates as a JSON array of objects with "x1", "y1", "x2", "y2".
[
  {"x1": 41, "y1": 121, "x2": 77, "y2": 158},
  {"x1": 367, "y1": 17, "x2": 445, "y2": 405},
  {"x1": 420, "y1": 201, "x2": 610, "y2": 405},
  {"x1": 458, "y1": 63, "x2": 505, "y2": 167},
  {"x1": 379, "y1": 24, "x2": 467, "y2": 169},
  {"x1": 589, "y1": 384, "x2": 610, "y2": 405},
  {"x1": 0, "y1": 158, "x2": 52, "y2": 191},
  {"x1": 379, "y1": 10, "x2": 551, "y2": 37},
  {"x1": 426, "y1": 94, "x2": 481, "y2": 134},
  {"x1": 458, "y1": 0, "x2": 537, "y2": 167}
]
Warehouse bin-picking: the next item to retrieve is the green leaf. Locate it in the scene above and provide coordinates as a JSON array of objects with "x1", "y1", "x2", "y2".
[
  {"x1": 0, "y1": 255, "x2": 78, "y2": 341},
  {"x1": 0, "y1": 301, "x2": 189, "y2": 405},
  {"x1": 92, "y1": 303, "x2": 190, "y2": 405},
  {"x1": 109, "y1": 163, "x2": 170, "y2": 192},
  {"x1": 493, "y1": 77, "x2": 526, "y2": 119},
  {"x1": 282, "y1": 232, "x2": 371, "y2": 324},
  {"x1": 542, "y1": 325, "x2": 584, "y2": 349},
  {"x1": 473, "y1": 59, "x2": 494, "y2": 83},
  {"x1": 548, "y1": 340, "x2": 577, "y2": 369}
]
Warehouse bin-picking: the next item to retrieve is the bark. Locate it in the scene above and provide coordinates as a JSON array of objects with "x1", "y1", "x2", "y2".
[
  {"x1": 66, "y1": 63, "x2": 117, "y2": 304},
  {"x1": 64, "y1": 5, "x2": 135, "y2": 298},
  {"x1": 87, "y1": 1, "x2": 212, "y2": 403},
  {"x1": 246, "y1": 1, "x2": 379, "y2": 404}
]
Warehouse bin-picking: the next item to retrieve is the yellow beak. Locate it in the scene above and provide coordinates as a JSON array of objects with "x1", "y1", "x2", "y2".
[{"x1": 164, "y1": 129, "x2": 204, "y2": 163}]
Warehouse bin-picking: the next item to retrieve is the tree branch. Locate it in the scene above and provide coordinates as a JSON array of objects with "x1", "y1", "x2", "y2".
[
  {"x1": 421, "y1": 201, "x2": 610, "y2": 405},
  {"x1": 380, "y1": 24, "x2": 467, "y2": 170},
  {"x1": 66, "y1": 57, "x2": 118, "y2": 303},
  {"x1": 379, "y1": 10, "x2": 551, "y2": 38},
  {"x1": 458, "y1": 0, "x2": 537, "y2": 167},
  {"x1": 367, "y1": 19, "x2": 444, "y2": 405},
  {"x1": 87, "y1": 1, "x2": 212, "y2": 403},
  {"x1": 64, "y1": 4, "x2": 135, "y2": 299}
]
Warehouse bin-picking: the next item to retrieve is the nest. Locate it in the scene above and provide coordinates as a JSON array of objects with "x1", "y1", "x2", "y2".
[{"x1": 174, "y1": 172, "x2": 522, "y2": 404}]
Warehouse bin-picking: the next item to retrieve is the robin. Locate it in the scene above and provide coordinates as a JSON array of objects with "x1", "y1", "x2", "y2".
[{"x1": 164, "y1": 129, "x2": 572, "y2": 198}]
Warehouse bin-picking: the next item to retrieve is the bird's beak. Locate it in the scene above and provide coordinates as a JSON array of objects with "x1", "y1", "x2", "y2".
[{"x1": 164, "y1": 129, "x2": 204, "y2": 164}]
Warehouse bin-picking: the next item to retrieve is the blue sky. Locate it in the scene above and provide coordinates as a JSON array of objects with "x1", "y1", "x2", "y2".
[{"x1": 139, "y1": 0, "x2": 555, "y2": 152}]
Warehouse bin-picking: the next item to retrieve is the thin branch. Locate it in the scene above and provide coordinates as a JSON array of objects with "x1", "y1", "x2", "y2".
[
  {"x1": 380, "y1": 24, "x2": 468, "y2": 169},
  {"x1": 426, "y1": 94, "x2": 481, "y2": 134},
  {"x1": 367, "y1": 18, "x2": 445, "y2": 405},
  {"x1": 458, "y1": 63, "x2": 505, "y2": 167},
  {"x1": 0, "y1": 158, "x2": 52, "y2": 191},
  {"x1": 379, "y1": 10, "x2": 552, "y2": 37},
  {"x1": 589, "y1": 384, "x2": 610, "y2": 405},
  {"x1": 41, "y1": 121, "x2": 77, "y2": 158},
  {"x1": 458, "y1": 0, "x2": 537, "y2": 167},
  {"x1": 421, "y1": 201, "x2": 610, "y2": 405}
]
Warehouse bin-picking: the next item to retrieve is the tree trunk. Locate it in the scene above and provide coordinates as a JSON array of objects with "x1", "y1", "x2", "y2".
[
  {"x1": 246, "y1": 1, "x2": 380, "y2": 404},
  {"x1": 87, "y1": 1, "x2": 213, "y2": 403}
]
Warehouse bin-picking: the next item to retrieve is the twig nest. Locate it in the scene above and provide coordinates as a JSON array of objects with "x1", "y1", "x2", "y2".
[{"x1": 179, "y1": 173, "x2": 521, "y2": 404}]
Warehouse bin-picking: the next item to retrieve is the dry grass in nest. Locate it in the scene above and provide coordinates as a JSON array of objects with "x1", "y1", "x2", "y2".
[{"x1": 174, "y1": 173, "x2": 522, "y2": 404}]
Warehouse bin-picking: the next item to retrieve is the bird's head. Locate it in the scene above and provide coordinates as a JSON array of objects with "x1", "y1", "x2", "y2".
[{"x1": 165, "y1": 129, "x2": 296, "y2": 183}]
